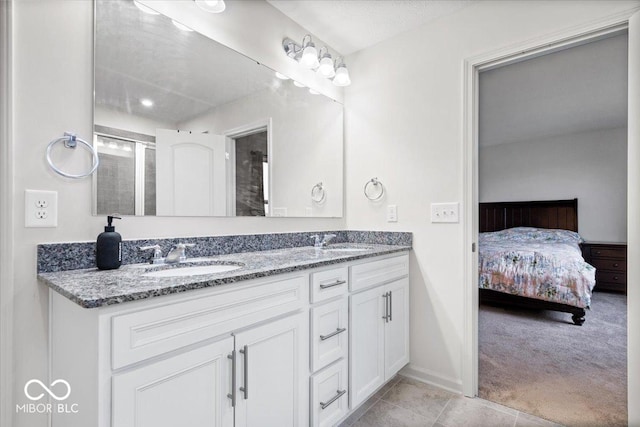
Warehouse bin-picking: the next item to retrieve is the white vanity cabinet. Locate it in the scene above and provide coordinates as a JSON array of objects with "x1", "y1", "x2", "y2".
[
  {"x1": 349, "y1": 256, "x2": 410, "y2": 409},
  {"x1": 49, "y1": 250, "x2": 410, "y2": 427},
  {"x1": 112, "y1": 337, "x2": 235, "y2": 427}
]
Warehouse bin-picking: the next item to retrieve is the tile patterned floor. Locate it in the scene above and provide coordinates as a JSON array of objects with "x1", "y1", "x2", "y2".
[{"x1": 338, "y1": 376, "x2": 563, "y2": 427}]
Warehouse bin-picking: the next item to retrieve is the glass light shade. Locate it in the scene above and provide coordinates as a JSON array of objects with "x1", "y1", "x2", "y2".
[
  {"x1": 333, "y1": 65, "x2": 351, "y2": 87},
  {"x1": 275, "y1": 72, "x2": 289, "y2": 80},
  {"x1": 318, "y1": 56, "x2": 335, "y2": 78},
  {"x1": 194, "y1": 0, "x2": 226, "y2": 13},
  {"x1": 299, "y1": 44, "x2": 319, "y2": 69},
  {"x1": 293, "y1": 81, "x2": 305, "y2": 88}
]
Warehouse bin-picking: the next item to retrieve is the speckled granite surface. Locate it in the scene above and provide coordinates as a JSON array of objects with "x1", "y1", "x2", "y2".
[
  {"x1": 39, "y1": 243, "x2": 410, "y2": 309},
  {"x1": 37, "y1": 230, "x2": 412, "y2": 273}
]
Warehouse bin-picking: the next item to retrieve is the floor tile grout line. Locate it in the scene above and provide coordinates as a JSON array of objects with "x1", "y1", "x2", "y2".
[
  {"x1": 514, "y1": 410, "x2": 519, "y2": 427},
  {"x1": 432, "y1": 396, "x2": 453, "y2": 426},
  {"x1": 376, "y1": 398, "x2": 439, "y2": 424}
]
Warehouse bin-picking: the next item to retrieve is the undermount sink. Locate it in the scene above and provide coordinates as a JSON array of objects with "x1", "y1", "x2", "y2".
[
  {"x1": 322, "y1": 246, "x2": 373, "y2": 252},
  {"x1": 142, "y1": 263, "x2": 243, "y2": 278}
]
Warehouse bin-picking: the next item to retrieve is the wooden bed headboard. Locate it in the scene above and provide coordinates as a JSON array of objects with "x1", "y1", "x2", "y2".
[{"x1": 479, "y1": 199, "x2": 578, "y2": 233}]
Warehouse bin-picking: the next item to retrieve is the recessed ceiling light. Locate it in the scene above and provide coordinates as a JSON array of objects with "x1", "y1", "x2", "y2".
[
  {"x1": 140, "y1": 99, "x2": 154, "y2": 107},
  {"x1": 172, "y1": 20, "x2": 194, "y2": 32},
  {"x1": 293, "y1": 81, "x2": 305, "y2": 88},
  {"x1": 275, "y1": 72, "x2": 290, "y2": 80},
  {"x1": 133, "y1": 0, "x2": 160, "y2": 15},
  {"x1": 194, "y1": 0, "x2": 226, "y2": 13}
]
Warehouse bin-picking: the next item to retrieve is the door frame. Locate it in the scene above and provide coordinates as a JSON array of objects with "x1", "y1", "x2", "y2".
[
  {"x1": 462, "y1": 7, "x2": 639, "y2": 403},
  {"x1": 223, "y1": 118, "x2": 272, "y2": 217},
  {"x1": 0, "y1": 1, "x2": 13, "y2": 426}
]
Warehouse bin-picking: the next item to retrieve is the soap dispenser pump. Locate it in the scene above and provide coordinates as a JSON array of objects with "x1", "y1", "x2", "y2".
[{"x1": 96, "y1": 215, "x2": 122, "y2": 270}]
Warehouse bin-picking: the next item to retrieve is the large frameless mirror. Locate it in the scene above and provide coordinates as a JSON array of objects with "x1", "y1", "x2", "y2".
[{"x1": 93, "y1": 0, "x2": 344, "y2": 217}]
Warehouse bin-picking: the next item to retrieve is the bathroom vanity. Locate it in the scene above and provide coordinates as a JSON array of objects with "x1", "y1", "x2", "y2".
[{"x1": 40, "y1": 238, "x2": 410, "y2": 427}]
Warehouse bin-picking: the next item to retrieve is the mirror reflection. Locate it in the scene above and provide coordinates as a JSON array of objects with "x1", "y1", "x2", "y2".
[{"x1": 93, "y1": 0, "x2": 344, "y2": 217}]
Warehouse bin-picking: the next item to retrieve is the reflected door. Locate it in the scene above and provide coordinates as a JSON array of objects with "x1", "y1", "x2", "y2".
[{"x1": 156, "y1": 129, "x2": 226, "y2": 216}]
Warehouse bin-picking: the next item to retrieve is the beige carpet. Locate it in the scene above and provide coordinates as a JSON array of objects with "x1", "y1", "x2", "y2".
[{"x1": 479, "y1": 292, "x2": 627, "y2": 427}]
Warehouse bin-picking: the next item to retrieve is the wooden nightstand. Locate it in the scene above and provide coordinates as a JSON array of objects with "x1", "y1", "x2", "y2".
[{"x1": 581, "y1": 242, "x2": 627, "y2": 293}]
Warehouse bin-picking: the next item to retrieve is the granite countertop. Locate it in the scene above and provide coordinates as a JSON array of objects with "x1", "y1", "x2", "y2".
[{"x1": 39, "y1": 243, "x2": 410, "y2": 309}]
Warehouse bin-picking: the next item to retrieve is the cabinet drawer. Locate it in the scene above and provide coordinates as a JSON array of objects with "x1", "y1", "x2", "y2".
[
  {"x1": 590, "y1": 257, "x2": 627, "y2": 272},
  {"x1": 111, "y1": 275, "x2": 307, "y2": 369},
  {"x1": 350, "y1": 254, "x2": 409, "y2": 292},
  {"x1": 596, "y1": 270, "x2": 626, "y2": 285},
  {"x1": 589, "y1": 246, "x2": 626, "y2": 259},
  {"x1": 311, "y1": 359, "x2": 349, "y2": 427},
  {"x1": 311, "y1": 266, "x2": 348, "y2": 303},
  {"x1": 311, "y1": 298, "x2": 348, "y2": 372}
]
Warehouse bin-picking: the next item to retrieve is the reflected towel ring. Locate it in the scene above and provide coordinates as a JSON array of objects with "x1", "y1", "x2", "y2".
[
  {"x1": 311, "y1": 182, "x2": 326, "y2": 203},
  {"x1": 364, "y1": 177, "x2": 384, "y2": 201},
  {"x1": 46, "y1": 132, "x2": 100, "y2": 179}
]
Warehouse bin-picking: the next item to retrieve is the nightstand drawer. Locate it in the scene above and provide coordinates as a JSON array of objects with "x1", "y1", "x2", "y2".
[
  {"x1": 589, "y1": 246, "x2": 626, "y2": 259},
  {"x1": 596, "y1": 270, "x2": 626, "y2": 285},
  {"x1": 590, "y1": 257, "x2": 627, "y2": 272}
]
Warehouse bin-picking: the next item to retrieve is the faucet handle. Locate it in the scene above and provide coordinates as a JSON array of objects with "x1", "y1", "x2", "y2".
[
  {"x1": 139, "y1": 245, "x2": 163, "y2": 264},
  {"x1": 310, "y1": 234, "x2": 321, "y2": 247}
]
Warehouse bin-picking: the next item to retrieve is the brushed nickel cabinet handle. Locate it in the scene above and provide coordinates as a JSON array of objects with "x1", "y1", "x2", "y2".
[
  {"x1": 320, "y1": 280, "x2": 346, "y2": 289},
  {"x1": 227, "y1": 350, "x2": 236, "y2": 407},
  {"x1": 389, "y1": 290, "x2": 393, "y2": 322},
  {"x1": 239, "y1": 345, "x2": 248, "y2": 399},
  {"x1": 320, "y1": 327, "x2": 347, "y2": 341},
  {"x1": 320, "y1": 389, "x2": 346, "y2": 410},
  {"x1": 382, "y1": 292, "x2": 389, "y2": 322}
]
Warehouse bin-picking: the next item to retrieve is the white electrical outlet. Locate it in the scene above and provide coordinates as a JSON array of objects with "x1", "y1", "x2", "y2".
[
  {"x1": 25, "y1": 190, "x2": 58, "y2": 227},
  {"x1": 387, "y1": 205, "x2": 398, "y2": 222},
  {"x1": 431, "y1": 202, "x2": 459, "y2": 223}
]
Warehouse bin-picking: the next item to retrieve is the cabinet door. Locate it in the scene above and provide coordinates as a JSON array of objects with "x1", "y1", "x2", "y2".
[
  {"x1": 112, "y1": 336, "x2": 234, "y2": 427},
  {"x1": 349, "y1": 286, "x2": 385, "y2": 408},
  {"x1": 234, "y1": 312, "x2": 308, "y2": 427},
  {"x1": 384, "y1": 278, "x2": 410, "y2": 378}
]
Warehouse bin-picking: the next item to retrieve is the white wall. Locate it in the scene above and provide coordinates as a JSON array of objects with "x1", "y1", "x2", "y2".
[
  {"x1": 344, "y1": 0, "x2": 640, "y2": 394},
  {"x1": 479, "y1": 127, "x2": 627, "y2": 242},
  {"x1": 9, "y1": 1, "x2": 344, "y2": 426}
]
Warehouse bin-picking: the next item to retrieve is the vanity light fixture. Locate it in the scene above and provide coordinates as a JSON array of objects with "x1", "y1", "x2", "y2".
[
  {"x1": 275, "y1": 72, "x2": 290, "y2": 80},
  {"x1": 194, "y1": 0, "x2": 226, "y2": 13},
  {"x1": 133, "y1": 0, "x2": 160, "y2": 15},
  {"x1": 293, "y1": 81, "x2": 306, "y2": 88},
  {"x1": 283, "y1": 35, "x2": 350, "y2": 86}
]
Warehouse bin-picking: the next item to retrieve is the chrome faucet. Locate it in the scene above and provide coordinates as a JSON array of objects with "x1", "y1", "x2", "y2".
[
  {"x1": 311, "y1": 233, "x2": 337, "y2": 248},
  {"x1": 165, "y1": 243, "x2": 196, "y2": 264},
  {"x1": 139, "y1": 244, "x2": 164, "y2": 264}
]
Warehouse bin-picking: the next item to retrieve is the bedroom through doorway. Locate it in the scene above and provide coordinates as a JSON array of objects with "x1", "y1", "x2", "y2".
[{"x1": 476, "y1": 31, "x2": 629, "y2": 426}]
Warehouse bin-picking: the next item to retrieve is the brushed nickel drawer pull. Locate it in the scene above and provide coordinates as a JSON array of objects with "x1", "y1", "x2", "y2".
[
  {"x1": 320, "y1": 389, "x2": 346, "y2": 410},
  {"x1": 320, "y1": 327, "x2": 347, "y2": 341},
  {"x1": 320, "y1": 279, "x2": 346, "y2": 289},
  {"x1": 382, "y1": 292, "x2": 389, "y2": 322}
]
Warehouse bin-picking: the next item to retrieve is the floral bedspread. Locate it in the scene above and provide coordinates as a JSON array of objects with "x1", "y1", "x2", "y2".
[{"x1": 479, "y1": 227, "x2": 596, "y2": 308}]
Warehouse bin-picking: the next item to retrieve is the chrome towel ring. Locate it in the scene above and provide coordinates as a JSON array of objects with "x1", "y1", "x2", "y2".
[
  {"x1": 311, "y1": 182, "x2": 326, "y2": 203},
  {"x1": 46, "y1": 132, "x2": 100, "y2": 179},
  {"x1": 364, "y1": 177, "x2": 384, "y2": 201}
]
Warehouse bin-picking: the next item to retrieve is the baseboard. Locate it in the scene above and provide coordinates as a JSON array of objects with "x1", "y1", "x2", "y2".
[{"x1": 399, "y1": 364, "x2": 463, "y2": 395}]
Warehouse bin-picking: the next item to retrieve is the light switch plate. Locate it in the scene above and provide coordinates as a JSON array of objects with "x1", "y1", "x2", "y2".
[
  {"x1": 25, "y1": 189, "x2": 58, "y2": 227},
  {"x1": 431, "y1": 202, "x2": 459, "y2": 223},
  {"x1": 387, "y1": 205, "x2": 397, "y2": 222}
]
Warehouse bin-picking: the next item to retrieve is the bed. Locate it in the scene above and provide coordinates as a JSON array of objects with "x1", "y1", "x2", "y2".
[{"x1": 479, "y1": 199, "x2": 596, "y2": 325}]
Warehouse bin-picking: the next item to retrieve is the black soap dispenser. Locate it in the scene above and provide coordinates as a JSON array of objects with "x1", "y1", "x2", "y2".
[{"x1": 96, "y1": 215, "x2": 122, "y2": 270}]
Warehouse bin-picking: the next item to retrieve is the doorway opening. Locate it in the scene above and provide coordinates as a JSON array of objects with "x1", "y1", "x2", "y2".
[
  {"x1": 231, "y1": 130, "x2": 269, "y2": 217},
  {"x1": 462, "y1": 13, "x2": 638, "y2": 427}
]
